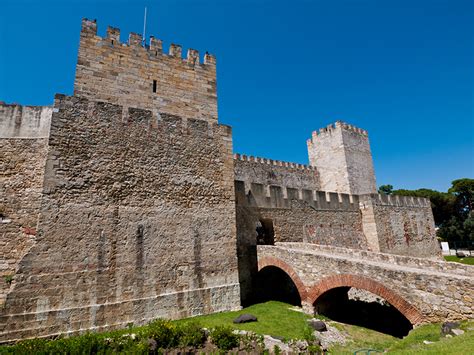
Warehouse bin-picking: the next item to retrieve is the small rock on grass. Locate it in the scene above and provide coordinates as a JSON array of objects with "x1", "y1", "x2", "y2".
[
  {"x1": 308, "y1": 319, "x2": 327, "y2": 332},
  {"x1": 233, "y1": 313, "x2": 258, "y2": 324},
  {"x1": 451, "y1": 329, "x2": 465, "y2": 336},
  {"x1": 441, "y1": 321, "x2": 460, "y2": 336}
]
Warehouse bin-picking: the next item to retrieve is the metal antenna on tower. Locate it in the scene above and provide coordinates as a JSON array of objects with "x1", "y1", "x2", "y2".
[{"x1": 142, "y1": 6, "x2": 147, "y2": 47}]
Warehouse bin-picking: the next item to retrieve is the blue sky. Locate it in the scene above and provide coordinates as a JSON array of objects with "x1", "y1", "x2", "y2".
[{"x1": 1, "y1": 0, "x2": 472, "y2": 191}]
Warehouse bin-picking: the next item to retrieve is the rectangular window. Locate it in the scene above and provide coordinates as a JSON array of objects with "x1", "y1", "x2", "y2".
[{"x1": 152, "y1": 80, "x2": 157, "y2": 93}]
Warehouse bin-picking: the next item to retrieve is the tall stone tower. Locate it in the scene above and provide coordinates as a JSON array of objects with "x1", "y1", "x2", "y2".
[
  {"x1": 74, "y1": 19, "x2": 218, "y2": 123},
  {"x1": 307, "y1": 121, "x2": 377, "y2": 195}
]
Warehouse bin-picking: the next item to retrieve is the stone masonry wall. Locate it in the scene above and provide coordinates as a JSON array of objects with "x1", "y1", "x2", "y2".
[
  {"x1": 258, "y1": 244, "x2": 474, "y2": 324},
  {"x1": 0, "y1": 103, "x2": 52, "y2": 138},
  {"x1": 235, "y1": 180, "x2": 367, "y2": 305},
  {"x1": 307, "y1": 122, "x2": 376, "y2": 195},
  {"x1": 360, "y1": 194, "x2": 440, "y2": 258},
  {"x1": 0, "y1": 103, "x2": 52, "y2": 307},
  {"x1": 0, "y1": 95, "x2": 240, "y2": 342},
  {"x1": 74, "y1": 19, "x2": 218, "y2": 123},
  {"x1": 234, "y1": 154, "x2": 320, "y2": 191}
]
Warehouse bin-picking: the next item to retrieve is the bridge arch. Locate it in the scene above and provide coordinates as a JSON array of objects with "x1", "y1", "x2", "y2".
[
  {"x1": 307, "y1": 274, "x2": 424, "y2": 325},
  {"x1": 257, "y1": 256, "x2": 307, "y2": 300}
]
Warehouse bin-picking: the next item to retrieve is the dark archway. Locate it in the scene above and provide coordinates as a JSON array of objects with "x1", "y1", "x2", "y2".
[
  {"x1": 314, "y1": 287, "x2": 413, "y2": 337},
  {"x1": 253, "y1": 266, "x2": 302, "y2": 306},
  {"x1": 256, "y1": 219, "x2": 275, "y2": 245}
]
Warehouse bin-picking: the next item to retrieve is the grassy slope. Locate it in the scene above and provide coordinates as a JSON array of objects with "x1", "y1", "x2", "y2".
[
  {"x1": 177, "y1": 301, "x2": 474, "y2": 354},
  {"x1": 444, "y1": 255, "x2": 474, "y2": 265},
  {"x1": 331, "y1": 321, "x2": 474, "y2": 354},
  {"x1": 174, "y1": 301, "x2": 312, "y2": 340}
]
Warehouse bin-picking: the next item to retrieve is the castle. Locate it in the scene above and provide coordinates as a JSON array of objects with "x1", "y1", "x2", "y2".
[{"x1": 0, "y1": 19, "x2": 461, "y2": 342}]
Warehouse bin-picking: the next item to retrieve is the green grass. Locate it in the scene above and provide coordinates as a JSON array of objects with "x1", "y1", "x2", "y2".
[
  {"x1": 328, "y1": 320, "x2": 474, "y2": 354},
  {"x1": 176, "y1": 301, "x2": 474, "y2": 354},
  {"x1": 444, "y1": 255, "x2": 474, "y2": 265},
  {"x1": 2, "y1": 301, "x2": 473, "y2": 354},
  {"x1": 174, "y1": 301, "x2": 312, "y2": 341}
]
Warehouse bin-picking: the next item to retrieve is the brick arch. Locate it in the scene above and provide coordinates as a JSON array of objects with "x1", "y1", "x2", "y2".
[
  {"x1": 307, "y1": 274, "x2": 424, "y2": 325},
  {"x1": 258, "y1": 256, "x2": 307, "y2": 300}
]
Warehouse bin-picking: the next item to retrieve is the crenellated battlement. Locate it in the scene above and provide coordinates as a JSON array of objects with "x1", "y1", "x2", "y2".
[
  {"x1": 360, "y1": 193, "x2": 431, "y2": 208},
  {"x1": 307, "y1": 121, "x2": 368, "y2": 145},
  {"x1": 235, "y1": 180, "x2": 360, "y2": 211},
  {"x1": 53, "y1": 94, "x2": 231, "y2": 140},
  {"x1": 80, "y1": 18, "x2": 216, "y2": 67},
  {"x1": 233, "y1": 153, "x2": 316, "y2": 171},
  {"x1": 75, "y1": 19, "x2": 218, "y2": 122}
]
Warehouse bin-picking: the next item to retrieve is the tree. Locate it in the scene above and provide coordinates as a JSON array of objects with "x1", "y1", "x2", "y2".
[
  {"x1": 378, "y1": 184, "x2": 393, "y2": 195},
  {"x1": 448, "y1": 178, "x2": 474, "y2": 217}
]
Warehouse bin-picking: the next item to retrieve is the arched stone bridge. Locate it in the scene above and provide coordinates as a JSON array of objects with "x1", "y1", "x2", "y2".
[{"x1": 257, "y1": 243, "x2": 474, "y2": 325}]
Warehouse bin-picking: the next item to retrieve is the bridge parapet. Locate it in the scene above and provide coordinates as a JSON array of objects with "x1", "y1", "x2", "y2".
[{"x1": 277, "y1": 242, "x2": 473, "y2": 276}]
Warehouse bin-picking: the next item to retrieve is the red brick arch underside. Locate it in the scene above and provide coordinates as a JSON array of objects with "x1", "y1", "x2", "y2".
[
  {"x1": 307, "y1": 274, "x2": 424, "y2": 325},
  {"x1": 258, "y1": 256, "x2": 308, "y2": 300}
]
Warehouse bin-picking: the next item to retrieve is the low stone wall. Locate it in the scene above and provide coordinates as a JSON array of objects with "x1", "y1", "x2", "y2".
[{"x1": 257, "y1": 244, "x2": 474, "y2": 324}]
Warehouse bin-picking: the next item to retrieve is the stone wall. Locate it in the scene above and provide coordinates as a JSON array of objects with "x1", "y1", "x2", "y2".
[
  {"x1": 235, "y1": 181, "x2": 365, "y2": 246},
  {"x1": 307, "y1": 121, "x2": 376, "y2": 195},
  {"x1": 234, "y1": 180, "x2": 367, "y2": 305},
  {"x1": 360, "y1": 194, "x2": 440, "y2": 257},
  {"x1": 0, "y1": 103, "x2": 52, "y2": 138},
  {"x1": 258, "y1": 244, "x2": 474, "y2": 324},
  {"x1": 0, "y1": 139, "x2": 48, "y2": 306},
  {"x1": 0, "y1": 95, "x2": 241, "y2": 342},
  {"x1": 234, "y1": 154, "x2": 320, "y2": 191},
  {"x1": 0, "y1": 103, "x2": 52, "y2": 306},
  {"x1": 74, "y1": 19, "x2": 218, "y2": 123}
]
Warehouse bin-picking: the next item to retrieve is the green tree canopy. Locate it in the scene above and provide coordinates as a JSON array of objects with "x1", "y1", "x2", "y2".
[{"x1": 378, "y1": 184, "x2": 393, "y2": 195}]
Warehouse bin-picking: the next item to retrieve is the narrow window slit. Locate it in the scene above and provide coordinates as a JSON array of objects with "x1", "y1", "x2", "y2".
[{"x1": 152, "y1": 80, "x2": 157, "y2": 93}]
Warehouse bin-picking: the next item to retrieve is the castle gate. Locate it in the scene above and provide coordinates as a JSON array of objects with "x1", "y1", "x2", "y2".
[{"x1": 257, "y1": 243, "x2": 474, "y2": 327}]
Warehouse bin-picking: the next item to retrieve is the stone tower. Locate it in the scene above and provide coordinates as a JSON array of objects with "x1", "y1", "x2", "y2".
[
  {"x1": 74, "y1": 19, "x2": 218, "y2": 123},
  {"x1": 307, "y1": 121, "x2": 377, "y2": 195}
]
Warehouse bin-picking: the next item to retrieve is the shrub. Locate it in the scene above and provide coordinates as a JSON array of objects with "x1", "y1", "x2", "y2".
[
  {"x1": 240, "y1": 332, "x2": 264, "y2": 352},
  {"x1": 177, "y1": 322, "x2": 206, "y2": 348},
  {"x1": 140, "y1": 319, "x2": 180, "y2": 349},
  {"x1": 210, "y1": 326, "x2": 240, "y2": 351}
]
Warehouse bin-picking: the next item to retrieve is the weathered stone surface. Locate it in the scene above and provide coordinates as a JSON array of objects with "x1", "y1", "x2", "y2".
[
  {"x1": 0, "y1": 95, "x2": 240, "y2": 342},
  {"x1": 307, "y1": 121, "x2": 376, "y2": 195},
  {"x1": 0, "y1": 138, "x2": 49, "y2": 306},
  {"x1": 74, "y1": 19, "x2": 217, "y2": 123},
  {"x1": 233, "y1": 313, "x2": 258, "y2": 323},
  {"x1": 257, "y1": 244, "x2": 474, "y2": 324},
  {"x1": 0, "y1": 104, "x2": 52, "y2": 138},
  {"x1": 308, "y1": 319, "x2": 327, "y2": 332},
  {"x1": 234, "y1": 154, "x2": 319, "y2": 191}
]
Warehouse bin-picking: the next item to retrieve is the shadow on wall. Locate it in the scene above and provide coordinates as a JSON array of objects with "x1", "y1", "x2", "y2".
[
  {"x1": 314, "y1": 287, "x2": 413, "y2": 338},
  {"x1": 252, "y1": 266, "x2": 302, "y2": 306}
]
